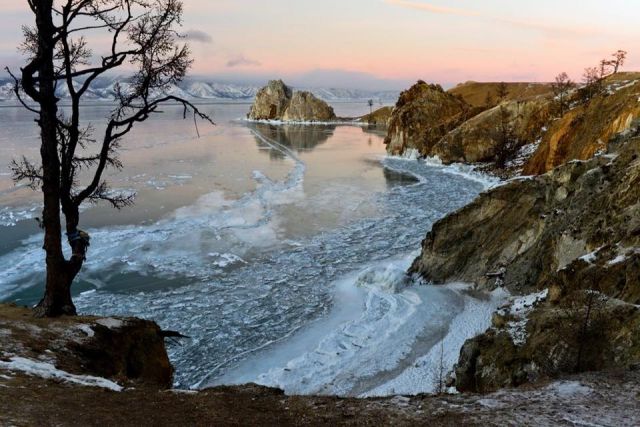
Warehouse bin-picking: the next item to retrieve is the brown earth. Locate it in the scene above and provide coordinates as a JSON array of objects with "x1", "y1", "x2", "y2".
[
  {"x1": 448, "y1": 81, "x2": 553, "y2": 108},
  {"x1": 2, "y1": 363, "x2": 639, "y2": 426}
]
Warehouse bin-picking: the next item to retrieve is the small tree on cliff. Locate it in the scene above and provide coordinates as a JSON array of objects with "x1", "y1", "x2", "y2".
[
  {"x1": 578, "y1": 67, "x2": 603, "y2": 104},
  {"x1": 8, "y1": 0, "x2": 213, "y2": 317},
  {"x1": 551, "y1": 72, "x2": 574, "y2": 117},
  {"x1": 610, "y1": 50, "x2": 627, "y2": 73},
  {"x1": 491, "y1": 105, "x2": 518, "y2": 169}
]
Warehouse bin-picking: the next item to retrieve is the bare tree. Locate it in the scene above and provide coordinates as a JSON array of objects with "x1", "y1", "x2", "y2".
[
  {"x1": 610, "y1": 50, "x2": 627, "y2": 74},
  {"x1": 431, "y1": 334, "x2": 446, "y2": 394},
  {"x1": 8, "y1": 0, "x2": 213, "y2": 317},
  {"x1": 599, "y1": 59, "x2": 612, "y2": 80},
  {"x1": 551, "y1": 72, "x2": 574, "y2": 117},
  {"x1": 578, "y1": 67, "x2": 603, "y2": 104},
  {"x1": 490, "y1": 105, "x2": 518, "y2": 169}
]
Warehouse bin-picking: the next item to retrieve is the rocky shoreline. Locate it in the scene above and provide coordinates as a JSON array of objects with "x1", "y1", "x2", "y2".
[{"x1": 2, "y1": 304, "x2": 638, "y2": 426}]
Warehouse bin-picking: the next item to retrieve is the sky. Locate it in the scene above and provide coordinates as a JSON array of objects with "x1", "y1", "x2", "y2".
[{"x1": 0, "y1": 0, "x2": 638, "y2": 89}]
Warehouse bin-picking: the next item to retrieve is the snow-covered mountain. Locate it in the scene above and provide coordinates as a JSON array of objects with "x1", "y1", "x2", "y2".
[{"x1": 0, "y1": 76, "x2": 400, "y2": 103}]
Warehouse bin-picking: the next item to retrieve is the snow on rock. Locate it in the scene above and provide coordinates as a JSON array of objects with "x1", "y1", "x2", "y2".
[
  {"x1": 76, "y1": 324, "x2": 95, "y2": 338},
  {"x1": 95, "y1": 318, "x2": 125, "y2": 329},
  {"x1": 498, "y1": 289, "x2": 548, "y2": 346},
  {"x1": 0, "y1": 357, "x2": 123, "y2": 391}
]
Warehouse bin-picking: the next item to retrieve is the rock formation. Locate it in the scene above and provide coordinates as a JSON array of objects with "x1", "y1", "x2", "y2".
[
  {"x1": 247, "y1": 80, "x2": 336, "y2": 122},
  {"x1": 410, "y1": 128, "x2": 640, "y2": 392},
  {"x1": 384, "y1": 81, "x2": 471, "y2": 156},
  {"x1": 247, "y1": 80, "x2": 293, "y2": 121}
]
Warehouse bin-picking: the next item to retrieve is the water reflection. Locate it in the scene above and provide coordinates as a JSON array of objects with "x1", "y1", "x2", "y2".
[{"x1": 249, "y1": 123, "x2": 335, "y2": 159}]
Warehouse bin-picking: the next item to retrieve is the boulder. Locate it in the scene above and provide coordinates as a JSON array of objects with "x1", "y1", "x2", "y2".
[{"x1": 384, "y1": 81, "x2": 471, "y2": 156}]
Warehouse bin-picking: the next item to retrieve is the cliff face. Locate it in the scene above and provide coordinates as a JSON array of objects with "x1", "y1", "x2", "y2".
[
  {"x1": 247, "y1": 80, "x2": 336, "y2": 122},
  {"x1": 411, "y1": 134, "x2": 640, "y2": 293},
  {"x1": 410, "y1": 131, "x2": 640, "y2": 392},
  {"x1": 384, "y1": 82, "x2": 471, "y2": 156},
  {"x1": 524, "y1": 74, "x2": 640, "y2": 175},
  {"x1": 433, "y1": 97, "x2": 551, "y2": 164}
]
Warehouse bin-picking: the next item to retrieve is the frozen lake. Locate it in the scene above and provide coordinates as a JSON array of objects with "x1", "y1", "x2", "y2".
[{"x1": 0, "y1": 101, "x2": 502, "y2": 395}]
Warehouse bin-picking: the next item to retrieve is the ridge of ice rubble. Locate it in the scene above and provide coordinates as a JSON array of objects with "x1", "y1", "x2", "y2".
[{"x1": 0, "y1": 357, "x2": 123, "y2": 391}]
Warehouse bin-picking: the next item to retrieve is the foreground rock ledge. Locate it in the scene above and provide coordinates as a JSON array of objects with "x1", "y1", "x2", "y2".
[{"x1": 0, "y1": 303, "x2": 172, "y2": 388}]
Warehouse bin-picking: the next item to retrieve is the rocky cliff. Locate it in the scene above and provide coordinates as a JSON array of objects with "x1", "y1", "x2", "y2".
[
  {"x1": 247, "y1": 80, "x2": 336, "y2": 122},
  {"x1": 524, "y1": 73, "x2": 640, "y2": 175},
  {"x1": 388, "y1": 74, "x2": 640, "y2": 176},
  {"x1": 384, "y1": 81, "x2": 472, "y2": 156},
  {"x1": 410, "y1": 128, "x2": 640, "y2": 392},
  {"x1": 433, "y1": 97, "x2": 551, "y2": 164}
]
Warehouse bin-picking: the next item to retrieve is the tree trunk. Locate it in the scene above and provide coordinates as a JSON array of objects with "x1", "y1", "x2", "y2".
[{"x1": 32, "y1": 0, "x2": 78, "y2": 317}]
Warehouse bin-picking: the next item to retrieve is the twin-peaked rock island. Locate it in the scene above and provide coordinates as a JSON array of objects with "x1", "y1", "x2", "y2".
[{"x1": 3, "y1": 75, "x2": 640, "y2": 422}]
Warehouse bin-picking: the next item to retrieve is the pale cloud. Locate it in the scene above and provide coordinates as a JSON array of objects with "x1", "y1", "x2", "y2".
[
  {"x1": 384, "y1": 0, "x2": 480, "y2": 17},
  {"x1": 385, "y1": 0, "x2": 603, "y2": 38},
  {"x1": 184, "y1": 29, "x2": 213, "y2": 44},
  {"x1": 226, "y1": 55, "x2": 261, "y2": 68}
]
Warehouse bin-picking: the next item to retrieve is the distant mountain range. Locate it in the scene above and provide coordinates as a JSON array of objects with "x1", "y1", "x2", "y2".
[{"x1": 0, "y1": 76, "x2": 400, "y2": 104}]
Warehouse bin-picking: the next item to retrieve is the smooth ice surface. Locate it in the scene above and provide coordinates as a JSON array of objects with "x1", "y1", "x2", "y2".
[{"x1": 0, "y1": 103, "x2": 492, "y2": 393}]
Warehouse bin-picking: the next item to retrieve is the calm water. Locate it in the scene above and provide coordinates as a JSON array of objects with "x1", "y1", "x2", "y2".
[{"x1": 0, "y1": 101, "x2": 494, "y2": 395}]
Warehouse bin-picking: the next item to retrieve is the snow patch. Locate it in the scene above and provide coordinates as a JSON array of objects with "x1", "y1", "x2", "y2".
[
  {"x1": 76, "y1": 324, "x2": 95, "y2": 338},
  {"x1": 498, "y1": 289, "x2": 548, "y2": 346},
  {"x1": 0, "y1": 356, "x2": 123, "y2": 391},
  {"x1": 95, "y1": 318, "x2": 124, "y2": 329}
]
